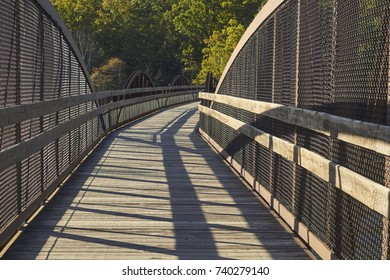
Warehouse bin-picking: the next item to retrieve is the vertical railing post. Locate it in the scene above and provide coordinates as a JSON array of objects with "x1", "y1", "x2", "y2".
[
  {"x1": 292, "y1": 0, "x2": 301, "y2": 216},
  {"x1": 68, "y1": 47, "x2": 72, "y2": 164},
  {"x1": 15, "y1": 0, "x2": 22, "y2": 214},
  {"x1": 270, "y1": 14, "x2": 277, "y2": 190},
  {"x1": 39, "y1": 10, "x2": 45, "y2": 193},
  {"x1": 327, "y1": 0, "x2": 338, "y2": 254},
  {"x1": 55, "y1": 34, "x2": 63, "y2": 178},
  {"x1": 383, "y1": 40, "x2": 390, "y2": 259}
]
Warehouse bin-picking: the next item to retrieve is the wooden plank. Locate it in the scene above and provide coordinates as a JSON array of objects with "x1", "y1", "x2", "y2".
[
  {"x1": 199, "y1": 104, "x2": 390, "y2": 218},
  {"x1": 2, "y1": 103, "x2": 311, "y2": 260},
  {"x1": 199, "y1": 127, "x2": 336, "y2": 260},
  {"x1": 200, "y1": 92, "x2": 390, "y2": 155}
]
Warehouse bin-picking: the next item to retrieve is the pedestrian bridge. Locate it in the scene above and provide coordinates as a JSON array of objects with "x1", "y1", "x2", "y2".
[{"x1": 0, "y1": 0, "x2": 389, "y2": 260}]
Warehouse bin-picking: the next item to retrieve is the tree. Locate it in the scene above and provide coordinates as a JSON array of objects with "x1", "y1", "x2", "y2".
[
  {"x1": 166, "y1": 0, "x2": 264, "y2": 81},
  {"x1": 194, "y1": 19, "x2": 245, "y2": 84},
  {"x1": 94, "y1": 0, "x2": 180, "y2": 83},
  {"x1": 52, "y1": 0, "x2": 103, "y2": 71},
  {"x1": 53, "y1": 0, "x2": 265, "y2": 86},
  {"x1": 90, "y1": 57, "x2": 128, "y2": 91}
]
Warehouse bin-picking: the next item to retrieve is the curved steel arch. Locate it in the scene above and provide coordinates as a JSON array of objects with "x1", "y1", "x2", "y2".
[
  {"x1": 170, "y1": 75, "x2": 190, "y2": 87},
  {"x1": 36, "y1": 0, "x2": 93, "y2": 91},
  {"x1": 201, "y1": 0, "x2": 390, "y2": 260},
  {"x1": 215, "y1": 0, "x2": 285, "y2": 94},
  {"x1": 124, "y1": 70, "x2": 155, "y2": 89}
]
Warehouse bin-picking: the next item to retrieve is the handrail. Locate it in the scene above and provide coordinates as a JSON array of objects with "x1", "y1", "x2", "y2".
[
  {"x1": 199, "y1": 0, "x2": 390, "y2": 260},
  {"x1": 0, "y1": 85, "x2": 201, "y2": 251},
  {"x1": 0, "y1": 86, "x2": 202, "y2": 128},
  {"x1": 200, "y1": 92, "x2": 390, "y2": 156},
  {"x1": 0, "y1": 88, "x2": 201, "y2": 174},
  {"x1": 199, "y1": 102, "x2": 390, "y2": 219}
]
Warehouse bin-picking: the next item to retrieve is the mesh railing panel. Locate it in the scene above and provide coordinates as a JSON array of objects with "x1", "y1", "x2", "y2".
[
  {"x1": 298, "y1": 0, "x2": 334, "y2": 113},
  {"x1": 0, "y1": 166, "x2": 18, "y2": 232},
  {"x1": 274, "y1": 0, "x2": 298, "y2": 107},
  {"x1": 200, "y1": 0, "x2": 390, "y2": 259},
  {"x1": 0, "y1": 0, "x2": 201, "y2": 248},
  {"x1": 0, "y1": 0, "x2": 94, "y2": 236},
  {"x1": 256, "y1": 17, "x2": 274, "y2": 103},
  {"x1": 333, "y1": 1, "x2": 390, "y2": 125}
]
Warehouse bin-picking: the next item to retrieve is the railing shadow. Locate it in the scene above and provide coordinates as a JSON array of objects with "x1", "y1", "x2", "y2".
[
  {"x1": 1, "y1": 112, "x2": 180, "y2": 259},
  {"x1": 189, "y1": 112, "x2": 310, "y2": 260},
  {"x1": 2, "y1": 103, "x2": 310, "y2": 260}
]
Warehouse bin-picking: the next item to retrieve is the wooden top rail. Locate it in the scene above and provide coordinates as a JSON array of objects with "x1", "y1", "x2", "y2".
[
  {"x1": 200, "y1": 92, "x2": 390, "y2": 156},
  {"x1": 0, "y1": 86, "x2": 202, "y2": 128},
  {"x1": 199, "y1": 93, "x2": 390, "y2": 219},
  {"x1": 0, "y1": 87, "x2": 200, "y2": 174}
]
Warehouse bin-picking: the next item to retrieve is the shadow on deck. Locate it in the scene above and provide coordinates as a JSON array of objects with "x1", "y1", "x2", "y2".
[{"x1": 2, "y1": 103, "x2": 311, "y2": 260}]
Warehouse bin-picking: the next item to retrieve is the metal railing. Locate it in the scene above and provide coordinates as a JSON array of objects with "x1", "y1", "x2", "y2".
[
  {"x1": 0, "y1": 84, "x2": 200, "y2": 250},
  {"x1": 199, "y1": 0, "x2": 390, "y2": 260},
  {"x1": 0, "y1": 0, "x2": 202, "y2": 250}
]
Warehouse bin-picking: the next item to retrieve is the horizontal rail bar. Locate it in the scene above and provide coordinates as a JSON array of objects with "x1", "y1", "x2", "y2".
[
  {"x1": 199, "y1": 104, "x2": 390, "y2": 218},
  {"x1": 0, "y1": 91, "x2": 199, "y2": 173},
  {"x1": 199, "y1": 127, "x2": 336, "y2": 260},
  {"x1": 0, "y1": 86, "x2": 202, "y2": 128},
  {"x1": 0, "y1": 89, "x2": 199, "y2": 251},
  {"x1": 200, "y1": 92, "x2": 390, "y2": 156}
]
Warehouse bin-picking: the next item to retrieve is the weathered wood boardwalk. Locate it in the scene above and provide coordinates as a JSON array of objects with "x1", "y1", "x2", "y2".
[{"x1": 3, "y1": 103, "x2": 311, "y2": 260}]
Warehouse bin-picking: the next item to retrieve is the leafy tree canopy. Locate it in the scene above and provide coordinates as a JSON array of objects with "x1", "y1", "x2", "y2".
[{"x1": 53, "y1": 0, "x2": 265, "y2": 87}]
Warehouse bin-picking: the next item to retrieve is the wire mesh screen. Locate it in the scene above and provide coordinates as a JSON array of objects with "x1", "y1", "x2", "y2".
[
  {"x1": 200, "y1": 0, "x2": 390, "y2": 259},
  {"x1": 0, "y1": 1, "x2": 201, "y2": 247},
  {"x1": 0, "y1": 0, "x2": 95, "y2": 238},
  {"x1": 333, "y1": 1, "x2": 390, "y2": 125}
]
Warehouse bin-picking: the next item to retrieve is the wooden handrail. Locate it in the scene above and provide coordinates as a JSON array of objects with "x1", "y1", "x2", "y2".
[
  {"x1": 200, "y1": 92, "x2": 390, "y2": 156},
  {"x1": 199, "y1": 103, "x2": 390, "y2": 218}
]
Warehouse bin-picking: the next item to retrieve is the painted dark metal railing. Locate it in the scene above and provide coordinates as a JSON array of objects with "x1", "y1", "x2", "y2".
[
  {"x1": 0, "y1": 0, "x2": 201, "y2": 250},
  {"x1": 124, "y1": 70, "x2": 155, "y2": 90},
  {"x1": 199, "y1": 0, "x2": 390, "y2": 259}
]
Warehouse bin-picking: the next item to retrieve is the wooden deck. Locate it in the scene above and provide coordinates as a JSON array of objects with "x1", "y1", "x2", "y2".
[{"x1": 2, "y1": 102, "x2": 312, "y2": 260}]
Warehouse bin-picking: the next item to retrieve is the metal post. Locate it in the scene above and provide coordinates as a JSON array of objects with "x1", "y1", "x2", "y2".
[
  {"x1": 292, "y1": 0, "x2": 301, "y2": 214},
  {"x1": 15, "y1": 0, "x2": 22, "y2": 214},
  {"x1": 382, "y1": 28, "x2": 390, "y2": 260},
  {"x1": 39, "y1": 10, "x2": 45, "y2": 193}
]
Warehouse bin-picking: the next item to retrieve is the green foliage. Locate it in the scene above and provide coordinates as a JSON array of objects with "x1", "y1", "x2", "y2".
[
  {"x1": 94, "y1": 0, "x2": 181, "y2": 84},
  {"x1": 90, "y1": 58, "x2": 128, "y2": 91},
  {"x1": 194, "y1": 20, "x2": 245, "y2": 84},
  {"x1": 52, "y1": 0, "x2": 103, "y2": 71},
  {"x1": 51, "y1": 0, "x2": 102, "y2": 31},
  {"x1": 166, "y1": 0, "x2": 264, "y2": 83},
  {"x1": 53, "y1": 0, "x2": 265, "y2": 87}
]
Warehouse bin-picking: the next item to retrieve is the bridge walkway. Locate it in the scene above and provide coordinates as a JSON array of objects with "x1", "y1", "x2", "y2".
[{"x1": 3, "y1": 103, "x2": 312, "y2": 260}]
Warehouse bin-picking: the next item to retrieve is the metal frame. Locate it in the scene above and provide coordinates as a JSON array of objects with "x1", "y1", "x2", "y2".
[
  {"x1": 35, "y1": 0, "x2": 94, "y2": 91},
  {"x1": 0, "y1": 85, "x2": 200, "y2": 251},
  {"x1": 215, "y1": 0, "x2": 286, "y2": 94}
]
